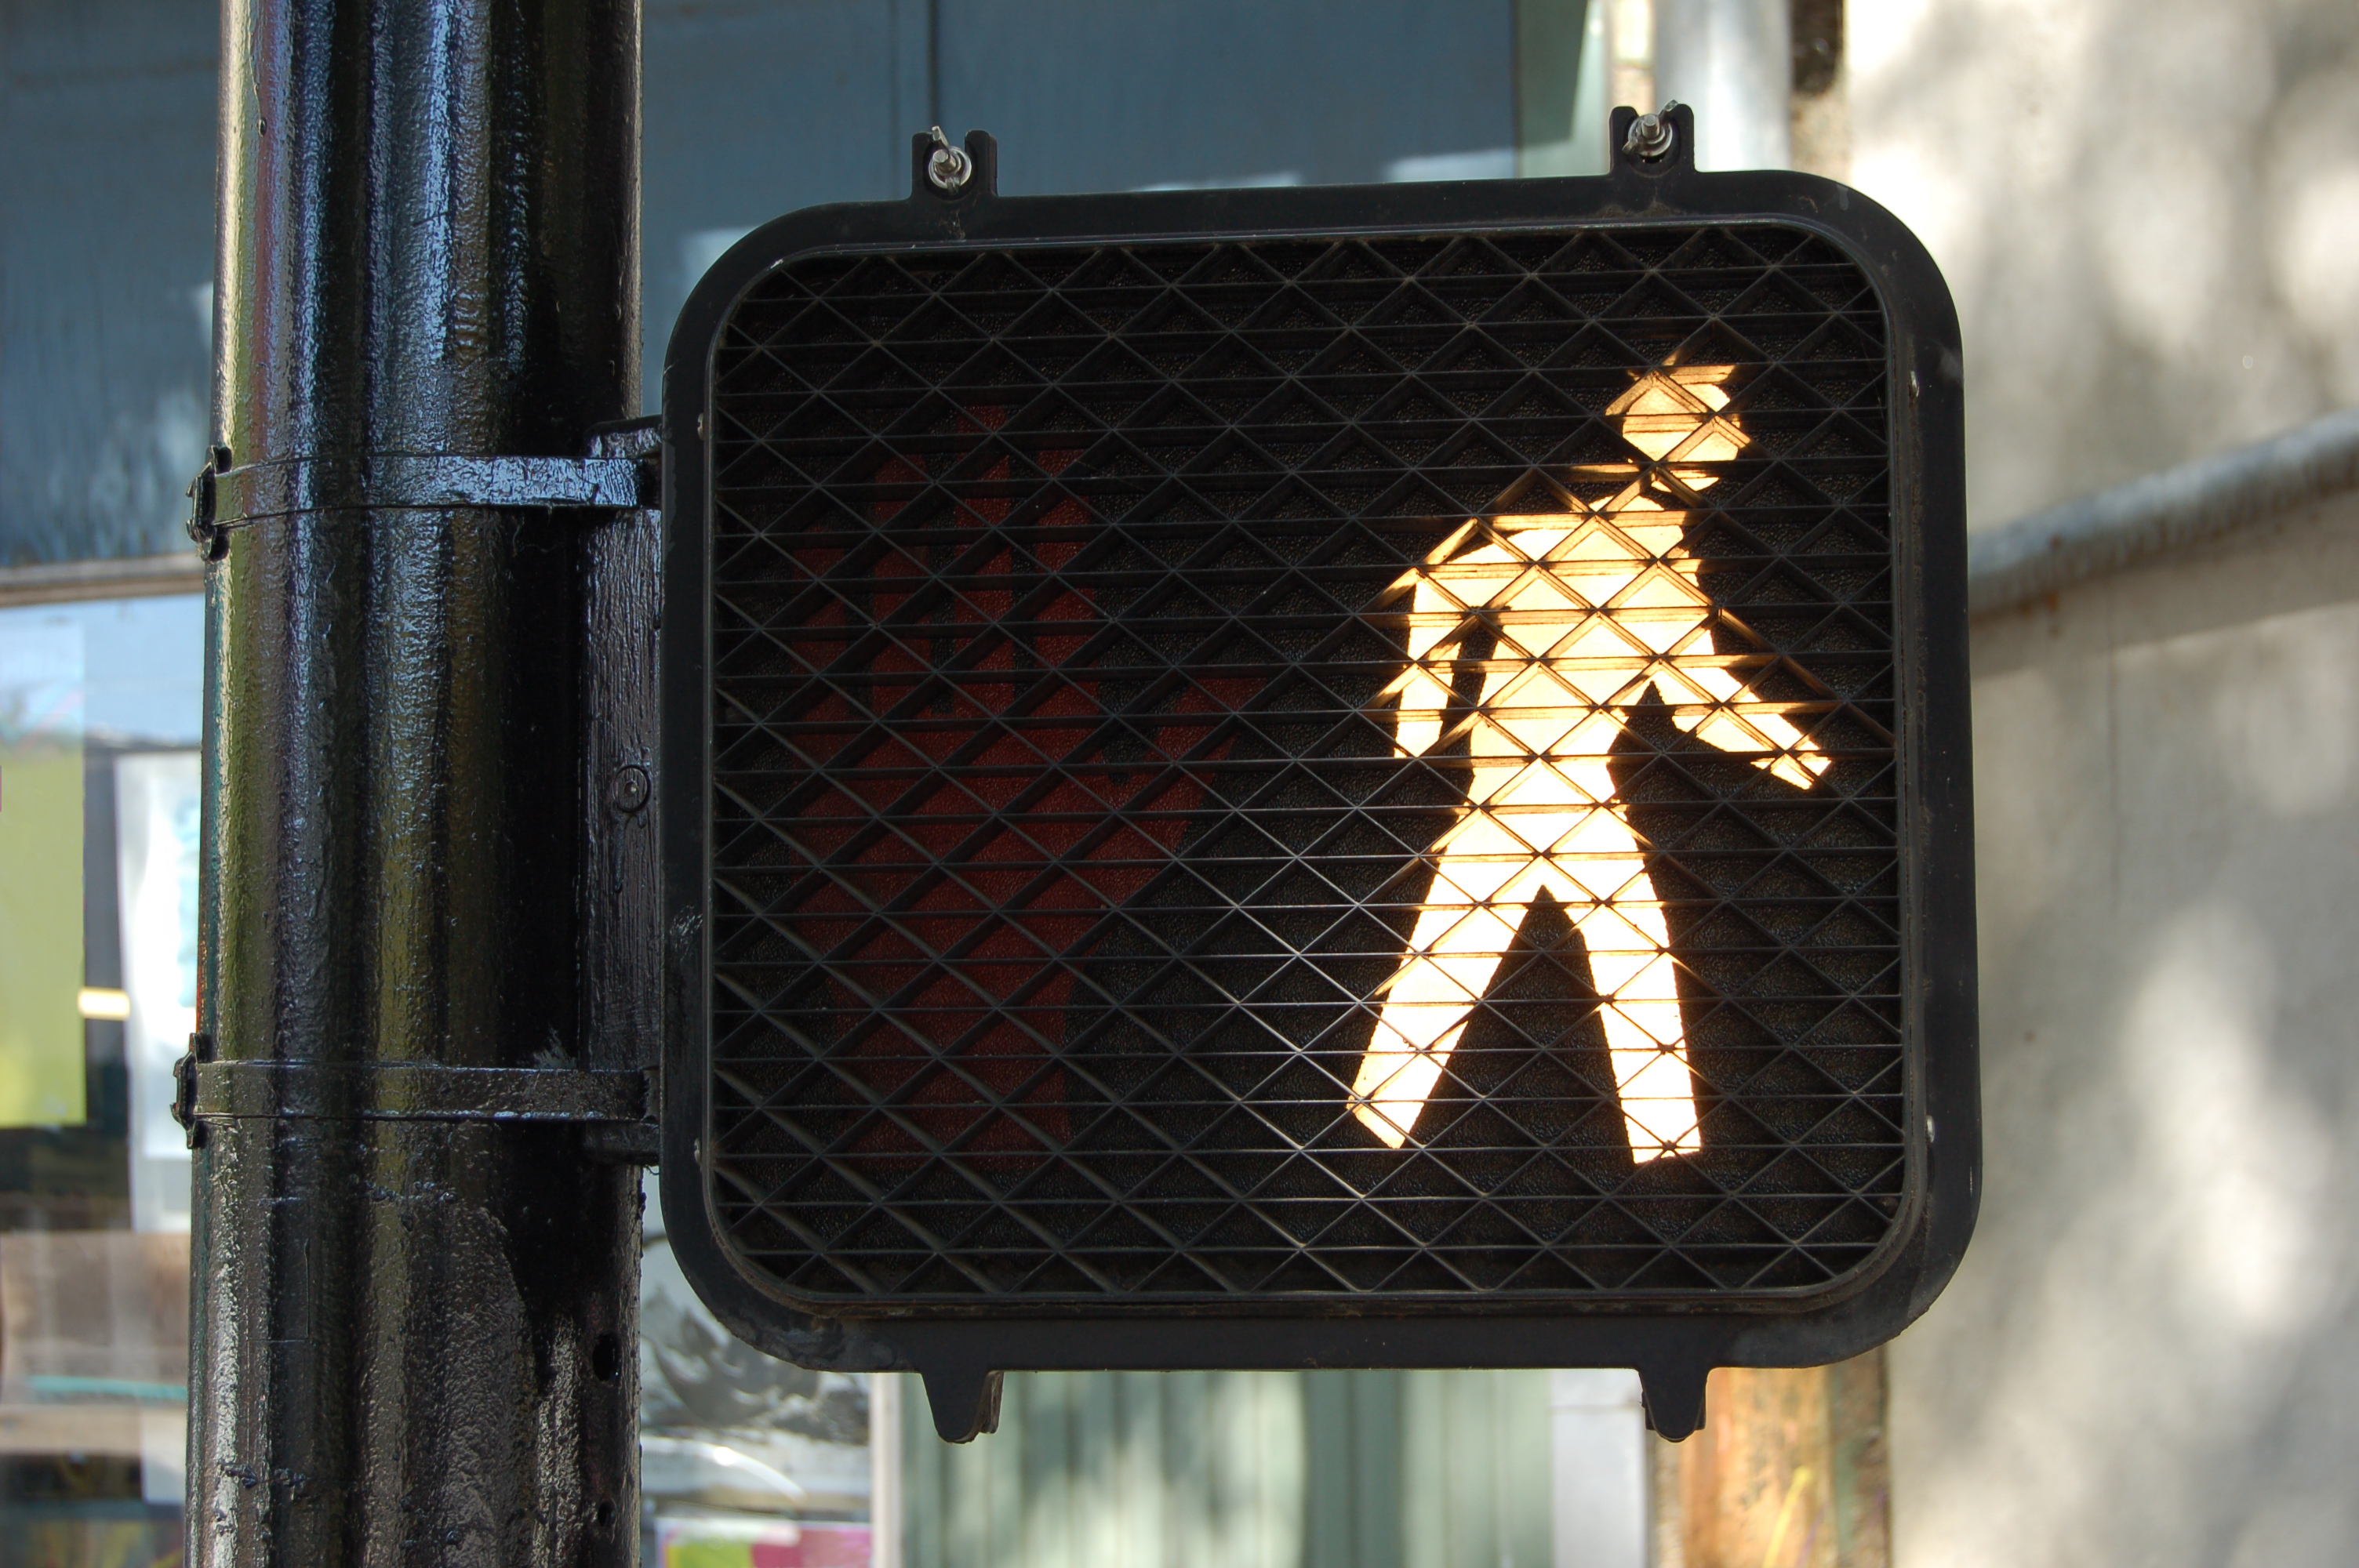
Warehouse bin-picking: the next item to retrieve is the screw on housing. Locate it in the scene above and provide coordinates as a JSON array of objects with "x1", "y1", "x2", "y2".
[
  {"x1": 1623, "y1": 101, "x2": 1682, "y2": 161},
  {"x1": 925, "y1": 126, "x2": 972, "y2": 194}
]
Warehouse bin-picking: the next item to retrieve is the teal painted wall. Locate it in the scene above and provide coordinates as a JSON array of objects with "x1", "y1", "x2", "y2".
[
  {"x1": 905, "y1": 1370, "x2": 1554, "y2": 1568},
  {"x1": 2, "y1": 0, "x2": 1534, "y2": 564}
]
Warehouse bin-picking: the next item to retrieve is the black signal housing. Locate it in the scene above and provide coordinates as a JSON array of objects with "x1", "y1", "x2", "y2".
[{"x1": 659, "y1": 108, "x2": 1977, "y2": 1444}]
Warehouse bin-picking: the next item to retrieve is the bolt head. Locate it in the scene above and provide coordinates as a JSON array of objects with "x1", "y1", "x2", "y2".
[{"x1": 1627, "y1": 114, "x2": 1674, "y2": 160}]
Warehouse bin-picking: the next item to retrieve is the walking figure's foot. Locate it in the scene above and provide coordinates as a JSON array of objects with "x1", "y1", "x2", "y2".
[{"x1": 1350, "y1": 1024, "x2": 1467, "y2": 1149}]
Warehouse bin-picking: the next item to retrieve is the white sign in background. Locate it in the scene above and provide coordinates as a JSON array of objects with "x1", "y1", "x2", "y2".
[{"x1": 115, "y1": 750, "x2": 200, "y2": 1236}]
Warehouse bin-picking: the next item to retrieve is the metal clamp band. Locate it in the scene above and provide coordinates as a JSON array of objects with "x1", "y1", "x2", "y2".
[
  {"x1": 186, "y1": 420, "x2": 662, "y2": 557},
  {"x1": 172, "y1": 1054, "x2": 652, "y2": 1145}
]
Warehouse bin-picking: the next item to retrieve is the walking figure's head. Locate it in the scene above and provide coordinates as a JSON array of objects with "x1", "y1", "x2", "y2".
[{"x1": 1601, "y1": 362, "x2": 1747, "y2": 488}]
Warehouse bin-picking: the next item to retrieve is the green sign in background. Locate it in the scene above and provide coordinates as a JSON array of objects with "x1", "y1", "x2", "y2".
[{"x1": 0, "y1": 619, "x2": 86, "y2": 1127}]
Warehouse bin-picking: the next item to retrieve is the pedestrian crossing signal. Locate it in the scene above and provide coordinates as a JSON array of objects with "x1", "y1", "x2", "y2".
[{"x1": 658, "y1": 110, "x2": 1977, "y2": 1443}]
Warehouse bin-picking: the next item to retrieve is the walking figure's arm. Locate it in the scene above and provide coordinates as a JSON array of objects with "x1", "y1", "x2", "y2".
[
  {"x1": 1627, "y1": 368, "x2": 1832, "y2": 790},
  {"x1": 1381, "y1": 520, "x2": 1499, "y2": 760},
  {"x1": 1393, "y1": 570, "x2": 1467, "y2": 760},
  {"x1": 1663, "y1": 649, "x2": 1829, "y2": 789}
]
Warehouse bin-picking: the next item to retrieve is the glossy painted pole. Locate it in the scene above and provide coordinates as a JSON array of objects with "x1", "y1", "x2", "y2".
[{"x1": 194, "y1": 2, "x2": 641, "y2": 1562}]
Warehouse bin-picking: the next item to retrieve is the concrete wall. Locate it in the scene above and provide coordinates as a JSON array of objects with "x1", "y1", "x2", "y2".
[
  {"x1": 1845, "y1": 5, "x2": 2359, "y2": 1559},
  {"x1": 1890, "y1": 485, "x2": 2359, "y2": 1566},
  {"x1": 1848, "y1": 0, "x2": 2359, "y2": 525}
]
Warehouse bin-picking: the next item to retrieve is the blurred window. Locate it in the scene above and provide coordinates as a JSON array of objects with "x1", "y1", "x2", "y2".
[{"x1": 0, "y1": 590, "x2": 202, "y2": 1564}]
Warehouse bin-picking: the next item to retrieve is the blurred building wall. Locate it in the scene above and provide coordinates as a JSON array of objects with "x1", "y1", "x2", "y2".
[
  {"x1": 902, "y1": 1369, "x2": 1557, "y2": 1568},
  {"x1": 0, "y1": 0, "x2": 216, "y2": 566},
  {"x1": 0, "y1": 0, "x2": 1523, "y2": 566},
  {"x1": 1848, "y1": 0, "x2": 2359, "y2": 528},
  {"x1": 1892, "y1": 471, "x2": 2359, "y2": 1568},
  {"x1": 1837, "y1": 5, "x2": 2359, "y2": 1566}
]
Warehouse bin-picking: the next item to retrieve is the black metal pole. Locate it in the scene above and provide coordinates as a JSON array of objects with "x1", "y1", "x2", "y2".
[{"x1": 194, "y1": 2, "x2": 642, "y2": 1562}]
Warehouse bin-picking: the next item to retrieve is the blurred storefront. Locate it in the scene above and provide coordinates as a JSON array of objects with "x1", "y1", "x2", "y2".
[
  {"x1": 0, "y1": 2, "x2": 1608, "y2": 1563},
  {"x1": 0, "y1": 578, "x2": 202, "y2": 1565},
  {"x1": 640, "y1": 1190, "x2": 879, "y2": 1565}
]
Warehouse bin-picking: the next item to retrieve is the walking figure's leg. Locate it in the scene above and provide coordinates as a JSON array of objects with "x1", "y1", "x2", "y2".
[
  {"x1": 1352, "y1": 806, "x2": 1555, "y2": 1149},
  {"x1": 1354, "y1": 768, "x2": 1703, "y2": 1159},
  {"x1": 1568, "y1": 807, "x2": 1700, "y2": 1159}
]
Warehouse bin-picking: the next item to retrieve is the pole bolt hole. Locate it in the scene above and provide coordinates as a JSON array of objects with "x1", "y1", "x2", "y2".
[{"x1": 607, "y1": 764, "x2": 651, "y2": 816}]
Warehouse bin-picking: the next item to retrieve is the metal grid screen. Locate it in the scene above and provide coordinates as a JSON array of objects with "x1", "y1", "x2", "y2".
[{"x1": 703, "y1": 223, "x2": 1903, "y2": 1305}]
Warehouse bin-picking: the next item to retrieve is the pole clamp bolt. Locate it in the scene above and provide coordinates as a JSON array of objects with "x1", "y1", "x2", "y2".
[
  {"x1": 185, "y1": 446, "x2": 234, "y2": 561},
  {"x1": 172, "y1": 1034, "x2": 213, "y2": 1149}
]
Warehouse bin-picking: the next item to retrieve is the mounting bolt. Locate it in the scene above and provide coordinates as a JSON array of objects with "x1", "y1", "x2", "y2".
[
  {"x1": 925, "y1": 126, "x2": 973, "y2": 194},
  {"x1": 608, "y1": 764, "x2": 651, "y2": 816},
  {"x1": 185, "y1": 443, "x2": 234, "y2": 561},
  {"x1": 1623, "y1": 102, "x2": 1681, "y2": 162},
  {"x1": 173, "y1": 1033, "x2": 213, "y2": 1150}
]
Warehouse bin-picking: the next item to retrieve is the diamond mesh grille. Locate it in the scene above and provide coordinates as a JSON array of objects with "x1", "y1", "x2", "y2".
[{"x1": 704, "y1": 224, "x2": 1903, "y2": 1304}]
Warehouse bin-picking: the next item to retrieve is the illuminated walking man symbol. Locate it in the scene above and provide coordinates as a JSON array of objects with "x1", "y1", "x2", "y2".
[{"x1": 1351, "y1": 367, "x2": 1828, "y2": 1160}]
